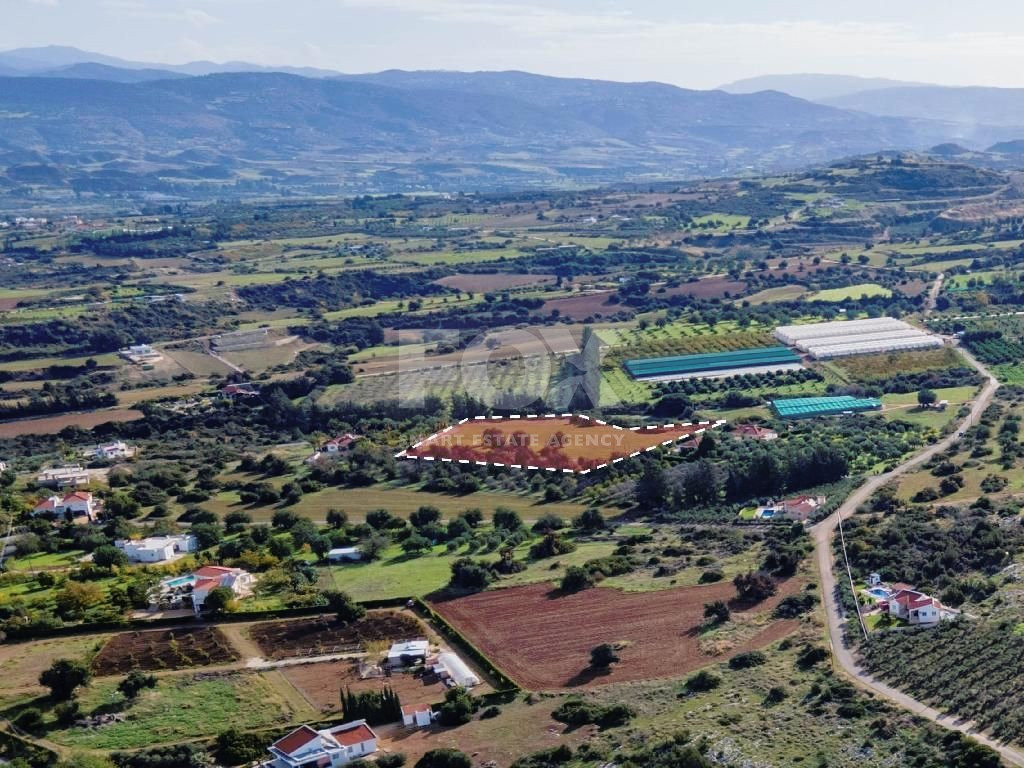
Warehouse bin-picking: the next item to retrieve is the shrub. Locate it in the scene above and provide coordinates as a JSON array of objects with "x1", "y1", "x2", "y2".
[
  {"x1": 589, "y1": 643, "x2": 619, "y2": 669},
  {"x1": 14, "y1": 707, "x2": 44, "y2": 732},
  {"x1": 377, "y1": 754, "x2": 407, "y2": 768},
  {"x1": 765, "y1": 686, "x2": 788, "y2": 705},
  {"x1": 728, "y1": 651, "x2": 766, "y2": 670},
  {"x1": 415, "y1": 749, "x2": 472, "y2": 768},
  {"x1": 684, "y1": 670, "x2": 720, "y2": 692},
  {"x1": 560, "y1": 565, "x2": 594, "y2": 592}
]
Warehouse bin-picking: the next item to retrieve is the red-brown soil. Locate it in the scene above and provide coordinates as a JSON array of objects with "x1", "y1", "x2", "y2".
[
  {"x1": 404, "y1": 415, "x2": 716, "y2": 472},
  {"x1": 92, "y1": 627, "x2": 239, "y2": 675},
  {"x1": 248, "y1": 611, "x2": 424, "y2": 660},
  {"x1": 431, "y1": 580, "x2": 801, "y2": 690},
  {"x1": 540, "y1": 292, "x2": 621, "y2": 320},
  {"x1": 0, "y1": 408, "x2": 144, "y2": 438},
  {"x1": 434, "y1": 273, "x2": 556, "y2": 292},
  {"x1": 282, "y1": 659, "x2": 452, "y2": 713}
]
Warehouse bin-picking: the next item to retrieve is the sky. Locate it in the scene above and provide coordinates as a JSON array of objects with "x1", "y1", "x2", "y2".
[{"x1": 9, "y1": 0, "x2": 1024, "y2": 88}]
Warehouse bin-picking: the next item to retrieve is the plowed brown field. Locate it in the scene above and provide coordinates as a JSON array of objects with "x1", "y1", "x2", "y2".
[{"x1": 432, "y1": 580, "x2": 801, "y2": 689}]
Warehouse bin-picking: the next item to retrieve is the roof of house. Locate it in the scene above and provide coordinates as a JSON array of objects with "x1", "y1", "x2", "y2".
[
  {"x1": 737, "y1": 424, "x2": 777, "y2": 436},
  {"x1": 33, "y1": 498, "x2": 56, "y2": 511},
  {"x1": 891, "y1": 589, "x2": 936, "y2": 609},
  {"x1": 63, "y1": 491, "x2": 92, "y2": 502},
  {"x1": 192, "y1": 578, "x2": 222, "y2": 593},
  {"x1": 194, "y1": 565, "x2": 238, "y2": 578},
  {"x1": 389, "y1": 640, "x2": 429, "y2": 655},
  {"x1": 326, "y1": 433, "x2": 359, "y2": 447},
  {"x1": 272, "y1": 725, "x2": 320, "y2": 755},
  {"x1": 330, "y1": 722, "x2": 376, "y2": 747},
  {"x1": 402, "y1": 704, "x2": 431, "y2": 716}
]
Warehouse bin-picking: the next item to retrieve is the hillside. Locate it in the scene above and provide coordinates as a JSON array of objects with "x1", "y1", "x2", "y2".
[
  {"x1": 718, "y1": 73, "x2": 931, "y2": 101},
  {"x1": 0, "y1": 70, "x2": 986, "y2": 197},
  {"x1": 823, "y1": 85, "x2": 1024, "y2": 128}
]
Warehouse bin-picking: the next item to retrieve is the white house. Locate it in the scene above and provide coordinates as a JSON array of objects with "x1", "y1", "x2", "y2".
[
  {"x1": 33, "y1": 492, "x2": 97, "y2": 522},
  {"x1": 0, "y1": 460, "x2": 7, "y2": 473},
  {"x1": 36, "y1": 466, "x2": 89, "y2": 489},
  {"x1": 387, "y1": 640, "x2": 430, "y2": 666},
  {"x1": 735, "y1": 424, "x2": 779, "y2": 441},
  {"x1": 327, "y1": 547, "x2": 362, "y2": 563},
  {"x1": 324, "y1": 434, "x2": 360, "y2": 454},
  {"x1": 91, "y1": 441, "x2": 134, "y2": 460},
  {"x1": 115, "y1": 534, "x2": 198, "y2": 563},
  {"x1": 887, "y1": 589, "x2": 942, "y2": 626},
  {"x1": 402, "y1": 704, "x2": 433, "y2": 728},
  {"x1": 265, "y1": 720, "x2": 378, "y2": 768}
]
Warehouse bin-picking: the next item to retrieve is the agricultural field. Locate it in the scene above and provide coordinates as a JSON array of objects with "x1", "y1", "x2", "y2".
[
  {"x1": 247, "y1": 610, "x2": 423, "y2": 659},
  {"x1": 281, "y1": 658, "x2": 454, "y2": 713},
  {"x1": 432, "y1": 578, "x2": 803, "y2": 689},
  {"x1": 404, "y1": 415, "x2": 719, "y2": 472},
  {"x1": 0, "y1": 407, "x2": 143, "y2": 438},
  {"x1": 91, "y1": 627, "x2": 240, "y2": 675},
  {"x1": 808, "y1": 283, "x2": 892, "y2": 302}
]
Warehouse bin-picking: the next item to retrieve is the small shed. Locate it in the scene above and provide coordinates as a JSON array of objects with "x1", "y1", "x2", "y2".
[
  {"x1": 402, "y1": 705, "x2": 433, "y2": 728},
  {"x1": 328, "y1": 547, "x2": 362, "y2": 563},
  {"x1": 436, "y1": 652, "x2": 480, "y2": 688},
  {"x1": 387, "y1": 640, "x2": 429, "y2": 666}
]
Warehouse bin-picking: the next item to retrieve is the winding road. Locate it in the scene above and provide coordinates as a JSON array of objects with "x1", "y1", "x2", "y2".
[{"x1": 812, "y1": 343, "x2": 1024, "y2": 766}]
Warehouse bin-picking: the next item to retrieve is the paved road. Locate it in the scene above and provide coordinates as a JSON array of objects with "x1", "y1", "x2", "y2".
[{"x1": 812, "y1": 345, "x2": 1024, "y2": 766}]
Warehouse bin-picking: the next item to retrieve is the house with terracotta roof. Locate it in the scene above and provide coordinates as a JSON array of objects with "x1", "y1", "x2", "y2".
[
  {"x1": 307, "y1": 434, "x2": 363, "y2": 464},
  {"x1": 149, "y1": 564, "x2": 253, "y2": 613},
  {"x1": 735, "y1": 424, "x2": 779, "y2": 441},
  {"x1": 264, "y1": 720, "x2": 378, "y2": 768},
  {"x1": 402, "y1": 704, "x2": 433, "y2": 728},
  {"x1": 33, "y1": 492, "x2": 97, "y2": 522},
  {"x1": 886, "y1": 589, "x2": 942, "y2": 626}
]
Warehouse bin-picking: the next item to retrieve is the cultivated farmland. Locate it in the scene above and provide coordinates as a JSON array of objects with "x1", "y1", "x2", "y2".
[
  {"x1": 431, "y1": 579, "x2": 801, "y2": 689},
  {"x1": 91, "y1": 627, "x2": 240, "y2": 674},
  {"x1": 248, "y1": 611, "x2": 424, "y2": 659}
]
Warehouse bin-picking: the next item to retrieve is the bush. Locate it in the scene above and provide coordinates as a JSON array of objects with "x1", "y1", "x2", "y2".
[
  {"x1": 589, "y1": 643, "x2": 619, "y2": 669},
  {"x1": 684, "y1": 670, "x2": 720, "y2": 693},
  {"x1": 14, "y1": 707, "x2": 44, "y2": 732},
  {"x1": 377, "y1": 754, "x2": 407, "y2": 768},
  {"x1": 728, "y1": 651, "x2": 766, "y2": 670},
  {"x1": 415, "y1": 749, "x2": 472, "y2": 768},
  {"x1": 437, "y1": 687, "x2": 474, "y2": 726},
  {"x1": 698, "y1": 569, "x2": 724, "y2": 584},
  {"x1": 551, "y1": 699, "x2": 634, "y2": 728},
  {"x1": 765, "y1": 686, "x2": 788, "y2": 705},
  {"x1": 215, "y1": 728, "x2": 268, "y2": 766},
  {"x1": 479, "y1": 706, "x2": 500, "y2": 720},
  {"x1": 40, "y1": 658, "x2": 91, "y2": 700},
  {"x1": 560, "y1": 565, "x2": 594, "y2": 592}
]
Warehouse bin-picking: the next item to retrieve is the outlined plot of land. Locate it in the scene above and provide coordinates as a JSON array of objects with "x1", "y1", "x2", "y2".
[{"x1": 397, "y1": 413, "x2": 725, "y2": 474}]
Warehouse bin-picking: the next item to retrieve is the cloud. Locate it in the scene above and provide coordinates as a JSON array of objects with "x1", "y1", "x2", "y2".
[{"x1": 28, "y1": 0, "x2": 59, "y2": 6}]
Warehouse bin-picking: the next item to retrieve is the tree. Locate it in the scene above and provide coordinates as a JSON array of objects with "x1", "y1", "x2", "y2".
[
  {"x1": 458, "y1": 509, "x2": 483, "y2": 528},
  {"x1": 325, "y1": 589, "x2": 366, "y2": 623},
  {"x1": 190, "y1": 522, "x2": 222, "y2": 549},
  {"x1": 917, "y1": 388, "x2": 938, "y2": 407},
  {"x1": 636, "y1": 460, "x2": 669, "y2": 509},
  {"x1": 415, "y1": 749, "x2": 472, "y2": 768},
  {"x1": 40, "y1": 658, "x2": 91, "y2": 700},
  {"x1": 703, "y1": 600, "x2": 730, "y2": 625},
  {"x1": 401, "y1": 533, "x2": 432, "y2": 555},
  {"x1": 272, "y1": 509, "x2": 300, "y2": 529},
  {"x1": 215, "y1": 728, "x2": 267, "y2": 766},
  {"x1": 367, "y1": 509, "x2": 396, "y2": 529},
  {"x1": 560, "y1": 565, "x2": 594, "y2": 592},
  {"x1": 573, "y1": 508, "x2": 605, "y2": 532},
  {"x1": 202, "y1": 586, "x2": 236, "y2": 615},
  {"x1": 437, "y1": 686, "x2": 474, "y2": 726},
  {"x1": 449, "y1": 558, "x2": 493, "y2": 591},
  {"x1": 224, "y1": 510, "x2": 252, "y2": 532},
  {"x1": 55, "y1": 581, "x2": 104, "y2": 619},
  {"x1": 589, "y1": 643, "x2": 619, "y2": 669},
  {"x1": 531, "y1": 513, "x2": 565, "y2": 534},
  {"x1": 326, "y1": 508, "x2": 348, "y2": 529},
  {"x1": 118, "y1": 670, "x2": 157, "y2": 700},
  {"x1": 410, "y1": 505, "x2": 441, "y2": 529},
  {"x1": 492, "y1": 507, "x2": 523, "y2": 531},
  {"x1": 92, "y1": 544, "x2": 129, "y2": 569},
  {"x1": 733, "y1": 571, "x2": 776, "y2": 603}
]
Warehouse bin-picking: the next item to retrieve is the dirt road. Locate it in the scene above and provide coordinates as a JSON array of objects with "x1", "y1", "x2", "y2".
[{"x1": 812, "y1": 345, "x2": 1024, "y2": 765}]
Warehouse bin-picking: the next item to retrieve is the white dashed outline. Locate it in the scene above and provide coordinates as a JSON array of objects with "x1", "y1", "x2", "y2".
[{"x1": 394, "y1": 414, "x2": 727, "y2": 475}]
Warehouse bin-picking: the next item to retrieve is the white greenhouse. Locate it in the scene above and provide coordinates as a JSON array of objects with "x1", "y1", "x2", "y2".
[{"x1": 436, "y1": 652, "x2": 481, "y2": 688}]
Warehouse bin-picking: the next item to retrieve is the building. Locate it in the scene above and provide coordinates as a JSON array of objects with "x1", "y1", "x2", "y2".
[
  {"x1": 755, "y1": 495, "x2": 826, "y2": 522},
  {"x1": 734, "y1": 424, "x2": 779, "y2": 441},
  {"x1": 327, "y1": 547, "x2": 362, "y2": 563},
  {"x1": 0, "y1": 460, "x2": 7, "y2": 473},
  {"x1": 771, "y1": 396, "x2": 882, "y2": 419},
  {"x1": 887, "y1": 589, "x2": 942, "y2": 626},
  {"x1": 264, "y1": 720, "x2": 378, "y2": 768},
  {"x1": 402, "y1": 705, "x2": 433, "y2": 728},
  {"x1": 189, "y1": 565, "x2": 254, "y2": 613},
  {"x1": 435, "y1": 652, "x2": 481, "y2": 688},
  {"x1": 33, "y1": 491, "x2": 97, "y2": 522},
  {"x1": 119, "y1": 344, "x2": 162, "y2": 363},
  {"x1": 774, "y1": 318, "x2": 942, "y2": 360},
  {"x1": 91, "y1": 441, "x2": 134, "y2": 460},
  {"x1": 115, "y1": 534, "x2": 198, "y2": 563},
  {"x1": 36, "y1": 466, "x2": 90, "y2": 489},
  {"x1": 221, "y1": 382, "x2": 260, "y2": 398},
  {"x1": 387, "y1": 640, "x2": 430, "y2": 666},
  {"x1": 150, "y1": 564, "x2": 253, "y2": 613},
  {"x1": 323, "y1": 434, "x2": 360, "y2": 454}
]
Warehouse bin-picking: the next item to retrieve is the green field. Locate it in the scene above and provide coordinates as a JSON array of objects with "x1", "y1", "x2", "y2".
[
  {"x1": 44, "y1": 672, "x2": 309, "y2": 749},
  {"x1": 809, "y1": 283, "x2": 892, "y2": 302},
  {"x1": 880, "y1": 385, "x2": 976, "y2": 429}
]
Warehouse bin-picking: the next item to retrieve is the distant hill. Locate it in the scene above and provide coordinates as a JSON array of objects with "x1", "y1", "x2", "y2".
[
  {"x1": 38, "y1": 62, "x2": 189, "y2": 83},
  {"x1": 986, "y1": 139, "x2": 1024, "y2": 155},
  {"x1": 0, "y1": 68, "x2": 1015, "y2": 196},
  {"x1": 929, "y1": 143, "x2": 972, "y2": 156},
  {"x1": 717, "y1": 73, "x2": 931, "y2": 101},
  {"x1": 823, "y1": 86, "x2": 1024, "y2": 127}
]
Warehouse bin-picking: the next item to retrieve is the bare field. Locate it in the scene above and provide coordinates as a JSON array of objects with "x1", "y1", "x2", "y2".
[
  {"x1": 281, "y1": 659, "x2": 451, "y2": 713},
  {"x1": 540, "y1": 292, "x2": 621, "y2": 320},
  {"x1": 431, "y1": 579, "x2": 801, "y2": 690},
  {"x1": 0, "y1": 408, "x2": 143, "y2": 438},
  {"x1": 434, "y1": 273, "x2": 556, "y2": 292}
]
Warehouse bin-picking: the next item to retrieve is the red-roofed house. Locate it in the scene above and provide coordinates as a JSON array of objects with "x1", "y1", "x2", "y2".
[
  {"x1": 32, "y1": 492, "x2": 97, "y2": 522},
  {"x1": 402, "y1": 704, "x2": 433, "y2": 728},
  {"x1": 264, "y1": 720, "x2": 378, "y2": 768},
  {"x1": 887, "y1": 589, "x2": 941, "y2": 626},
  {"x1": 189, "y1": 565, "x2": 253, "y2": 613},
  {"x1": 324, "y1": 434, "x2": 360, "y2": 454},
  {"x1": 735, "y1": 424, "x2": 779, "y2": 441}
]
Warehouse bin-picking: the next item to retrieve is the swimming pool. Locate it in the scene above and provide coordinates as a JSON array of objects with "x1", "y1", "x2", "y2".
[
  {"x1": 759, "y1": 509, "x2": 776, "y2": 518},
  {"x1": 164, "y1": 575, "x2": 195, "y2": 589},
  {"x1": 866, "y1": 587, "x2": 890, "y2": 599}
]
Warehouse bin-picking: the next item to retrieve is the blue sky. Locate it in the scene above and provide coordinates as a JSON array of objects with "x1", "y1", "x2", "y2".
[{"x1": 10, "y1": 0, "x2": 1024, "y2": 88}]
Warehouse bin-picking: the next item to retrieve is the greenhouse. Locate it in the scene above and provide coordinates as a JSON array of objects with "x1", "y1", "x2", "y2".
[
  {"x1": 775, "y1": 317, "x2": 943, "y2": 360},
  {"x1": 771, "y1": 395, "x2": 883, "y2": 419},
  {"x1": 774, "y1": 317, "x2": 909, "y2": 345},
  {"x1": 624, "y1": 346, "x2": 802, "y2": 381}
]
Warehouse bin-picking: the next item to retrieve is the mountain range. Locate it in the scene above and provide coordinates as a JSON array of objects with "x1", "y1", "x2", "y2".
[{"x1": 2, "y1": 47, "x2": 1024, "y2": 197}]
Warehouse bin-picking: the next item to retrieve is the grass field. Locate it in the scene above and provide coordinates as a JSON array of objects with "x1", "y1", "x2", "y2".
[
  {"x1": 45, "y1": 671, "x2": 310, "y2": 749},
  {"x1": 880, "y1": 385, "x2": 976, "y2": 429},
  {"x1": 0, "y1": 353, "x2": 121, "y2": 373},
  {"x1": 829, "y1": 346, "x2": 964, "y2": 382},
  {"x1": 0, "y1": 635, "x2": 108, "y2": 693},
  {"x1": 741, "y1": 285, "x2": 808, "y2": 305},
  {"x1": 809, "y1": 283, "x2": 892, "y2": 302}
]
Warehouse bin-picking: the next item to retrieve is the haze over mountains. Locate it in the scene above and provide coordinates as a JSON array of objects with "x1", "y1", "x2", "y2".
[{"x1": 3, "y1": 46, "x2": 1024, "y2": 198}]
